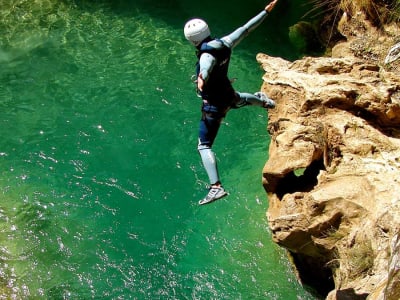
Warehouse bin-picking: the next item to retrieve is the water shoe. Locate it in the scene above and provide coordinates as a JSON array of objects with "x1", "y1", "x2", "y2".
[
  {"x1": 199, "y1": 186, "x2": 228, "y2": 205},
  {"x1": 254, "y1": 92, "x2": 276, "y2": 109}
]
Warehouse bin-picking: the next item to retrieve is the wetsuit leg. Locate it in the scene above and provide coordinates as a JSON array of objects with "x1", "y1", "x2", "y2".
[
  {"x1": 233, "y1": 92, "x2": 267, "y2": 107},
  {"x1": 198, "y1": 110, "x2": 223, "y2": 147},
  {"x1": 197, "y1": 110, "x2": 224, "y2": 185},
  {"x1": 198, "y1": 144, "x2": 220, "y2": 185}
]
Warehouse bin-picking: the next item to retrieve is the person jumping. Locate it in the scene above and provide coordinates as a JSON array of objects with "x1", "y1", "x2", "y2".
[{"x1": 184, "y1": 0, "x2": 279, "y2": 205}]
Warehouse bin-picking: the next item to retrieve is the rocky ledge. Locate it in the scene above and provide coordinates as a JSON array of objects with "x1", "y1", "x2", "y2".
[{"x1": 258, "y1": 12, "x2": 400, "y2": 300}]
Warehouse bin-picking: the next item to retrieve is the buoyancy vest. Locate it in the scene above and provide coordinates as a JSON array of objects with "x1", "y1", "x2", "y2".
[{"x1": 196, "y1": 39, "x2": 235, "y2": 105}]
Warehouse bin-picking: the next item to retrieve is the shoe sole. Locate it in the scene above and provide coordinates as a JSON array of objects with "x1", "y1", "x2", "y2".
[{"x1": 198, "y1": 192, "x2": 228, "y2": 205}]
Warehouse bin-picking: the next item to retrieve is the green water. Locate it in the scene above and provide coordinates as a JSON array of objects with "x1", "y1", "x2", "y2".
[{"x1": 0, "y1": 0, "x2": 318, "y2": 298}]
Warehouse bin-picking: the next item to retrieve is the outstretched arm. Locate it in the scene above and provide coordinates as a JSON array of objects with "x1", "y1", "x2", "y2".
[{"x1": 221, "y1": 0, "x2": 279, "y2": 49}]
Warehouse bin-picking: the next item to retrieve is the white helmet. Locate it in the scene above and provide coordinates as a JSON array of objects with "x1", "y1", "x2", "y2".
[{"x1": 184, "y1": 18, "x2": 210, "y2": 46}]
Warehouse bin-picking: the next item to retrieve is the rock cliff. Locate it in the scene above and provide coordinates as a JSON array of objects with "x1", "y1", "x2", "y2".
[{"x1": 258, "y1": 10, "x2": 400, "y2": 300}]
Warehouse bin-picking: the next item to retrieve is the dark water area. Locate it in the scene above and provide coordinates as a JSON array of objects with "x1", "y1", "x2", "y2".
[{"x1": 0, "y1": 0, "x2": 319, "y2": 298}]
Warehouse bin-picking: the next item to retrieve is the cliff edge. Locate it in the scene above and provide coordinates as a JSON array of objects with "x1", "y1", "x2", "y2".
[{"x1": 258, "y1": 10, "x2": 400, "y2": 300}]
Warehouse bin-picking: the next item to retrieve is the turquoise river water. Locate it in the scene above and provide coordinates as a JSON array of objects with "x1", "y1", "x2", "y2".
[{"x1": 0, "y1": 0, "x2": 320, "y2": 298}]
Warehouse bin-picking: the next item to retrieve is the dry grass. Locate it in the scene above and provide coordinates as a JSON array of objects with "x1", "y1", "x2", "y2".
[
  {"x1": 304, "y1": 0, "x2": 400, "y2": 70},
  {"x1": 327, "y1": 237, "x2": 374, "y2": 285},
  {"x1": 345, "y1": 241, "x2": 374, "y2": 279},
  {"x1": 307, "y1": 0, "x2": 400, "y2": 26}
]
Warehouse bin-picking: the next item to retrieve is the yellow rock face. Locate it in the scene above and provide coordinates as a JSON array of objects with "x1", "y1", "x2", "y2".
[{"x1": 257, "y1": 44, "x2": 400, "y2": 298}]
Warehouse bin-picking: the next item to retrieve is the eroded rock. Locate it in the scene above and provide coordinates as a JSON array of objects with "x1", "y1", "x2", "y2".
[{"x1": 257, "y1": 52, "x2": 400, "y2": 298}]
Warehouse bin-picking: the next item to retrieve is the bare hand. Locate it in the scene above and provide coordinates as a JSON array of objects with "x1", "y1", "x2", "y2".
[
  {"x1": 197, "y1": 74, "x2": 204, "y2": 91},
  {"x1": 265, "y1": 0, "x2": 278, "y2": 12}
]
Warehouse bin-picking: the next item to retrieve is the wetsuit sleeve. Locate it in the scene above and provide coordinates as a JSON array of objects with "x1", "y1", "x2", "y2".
[
  {"x1": 221, "y1": 10, "x2": 268, "y2": 49},
  {"x1": 199, "y1": 52, "x2": 216, "y2": 82}
]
